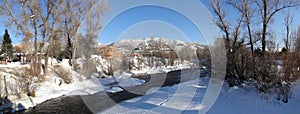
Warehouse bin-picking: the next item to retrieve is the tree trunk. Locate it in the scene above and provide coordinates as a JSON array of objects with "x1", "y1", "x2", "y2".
[
  {"x1": 262, "y1": 0, "x2": 268, "y2": 55},
  {"x1": 67, "y1": 34, "x2": 73, "y2": 66},
  {"x1": 247, "y1": 21, "x2": 254, "y2": 58}
]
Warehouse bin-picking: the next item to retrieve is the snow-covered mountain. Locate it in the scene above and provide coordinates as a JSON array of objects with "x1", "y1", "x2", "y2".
[{"x1": 110, "y1": 37, "x2": 208, "y2": 54}]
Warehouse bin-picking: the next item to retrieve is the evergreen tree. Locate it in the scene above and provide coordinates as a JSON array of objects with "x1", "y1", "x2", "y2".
[{"x1": 1, "y1": 29, "x2": 14, "y2": 60}]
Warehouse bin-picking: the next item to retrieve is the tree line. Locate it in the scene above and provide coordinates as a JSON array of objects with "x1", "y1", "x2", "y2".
[{"x1": 210, "y1": 0, "x2": 300, "y2": 103}]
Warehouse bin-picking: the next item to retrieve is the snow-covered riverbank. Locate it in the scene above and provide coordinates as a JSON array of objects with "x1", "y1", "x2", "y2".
[
  {"x1": 103, "y1": 77, "x2": 300, "y2": 114},
  {"x1": 0, "y1": 58, "x2": 197, "y2": 112}
]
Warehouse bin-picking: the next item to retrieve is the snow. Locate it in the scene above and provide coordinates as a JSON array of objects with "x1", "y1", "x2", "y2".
[
  {"x1": 0, "y1": 59, "x2": 147, "y2": 110},
  {"x1": 7, "y1": 72, "x2": 146, "y2": 109},
  {"x1": 117, "y1": 77, "x2": 145, "y2": 87},
  {"x1": 0, "y1": 55, "x2": 195, "y2": 110},
  {"x1": 2, "y1": 37, "x2": 299, "y2": 113},
  {"x1": 3, "y1": 57, "x2": 300, "y2": 114},
  {"x1": 0, "y1": 62, "x2": 29, "y2": 68},
  {"x1": 0, "y1": 55, "x2": 194, "y2": 110},
  {"x1": 102, "y1": 77, "x2": 300, "y2": 114},
  {"x1": 41, "y1": 58, "x2": 59, "y2": 65},
  {"x1": 130, "y1": 62, "x2": 195, "y2": 75},
  {"x1": 206, "y1": 80, "x2": 300, "y2": 114},
  {"x1": 61, "y1": 59, "x2": 72, "y2": 69},
  {"x1": 101, "y1": 77, "x2": 209, "y2": 113},
  {"x1": 6, "y1": 74, "x2": 103, "y2": 109},
  {"x1": 10, "y1": 71, "x2": 147, "y2": 109},
  {"x1": 100, "y1": 75, "x2": 146, "y2": 93},
  {"x1": 105, "y1": 87, "x2": 123, "y2": 93}
]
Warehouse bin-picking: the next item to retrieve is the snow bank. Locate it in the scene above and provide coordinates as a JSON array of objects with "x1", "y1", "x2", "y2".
[
  {"x1": 8, "y1": 75, "x2": 103, "y2": 109},
  {"x1": 1, "y1": 60, "x2": 146, "y2": 110},
  {"x1": 103, "y1": 77, "x2": 300, "y2": 114},
  {"x1": 1, "y1": 54, "x2": 196, "y2": 111},
  {"x1": 130, "y1": 62, "x2": 195, "y2": 75},
  {"x1": 0, "y1": 62, "x2": 29, "y2": 68},
  {"x1": 99, "y1": 72, "x2": 146, "y2": 93}
]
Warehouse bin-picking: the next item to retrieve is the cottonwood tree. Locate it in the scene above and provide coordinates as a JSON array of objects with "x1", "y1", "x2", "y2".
[
  {"x1": 227, "y1": 0, "x2": 256, "y2": 59},
  {"x1": 62, "y1": 0, "x2": 108, "y2": 68},
  {"x1": 294, "y1": 27, "x2": 300, "y2": 80},
  {"x1": 0, "y1": 0, "x2": 108, "y2": 77},
  {"x1": 0, "y1": 0, "x2": 42, "y2": 76},
  {"x1": 72, "y1": 0, "x2": 108, "y2": 78},
  {"x1": 210, "y1": 0, "x2": 300, "y2": 102},
  {"x1": 1, "y1": 0, "x2": 72, "y2": 76},
  {"x1": 210, "y1": 0, "x2": 251, "y2": 86},
  {"x1": 41, "y1": 0, "x2": 65, "y2": 75},
  {"x1": 210, "y1": 0, "x2": 231, "y2": 49},
  {"x1": 253, "y1": 0, "x2": 300, "y2": 54},
  {"x1": 295, "y1": 26, "x2": 300, "y2": 52},
  {"x1": 284, "y1": 10, "x2": 294, "y2": 51},
  {"x1": 281, "y1": 10, "x2": 295, "y2": 82},
  {"x1": 253, "y1": 0, "x2": 299, "y2": 94}
]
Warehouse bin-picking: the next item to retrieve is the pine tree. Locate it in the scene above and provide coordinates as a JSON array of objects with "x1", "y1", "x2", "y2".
[{"x1": 1, "y1": 29, "x2": 14, "y2": 60}]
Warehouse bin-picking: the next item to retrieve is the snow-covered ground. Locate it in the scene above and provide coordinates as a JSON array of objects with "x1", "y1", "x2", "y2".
[
  {"x1": 0, "y1": 57, "x2": 196, "y2": 111},
  {"x1": 130, "y1": 62, "x2": 196, "y2": 75},
  {"x1": 2, "y1": 58, "x2": 300, "y2": 114},
  {"x1": 207, "y1": 80, "x2": 300, "y2": 114},
  {"x1": 0, "y1": 62, "x2": 29, "y2": 68},
  {"x1": 102, "y1": 77, "x2": 300, "y2": 114},
  {"x1": 8, "y1": 76, "x2": 102, "y2": 109},
  {"x1": 99, "y1": 73, "x2": 146, "y2": 93},
  {"x1": 6, "y1": 74, "x2": 147, "y2": 110}
]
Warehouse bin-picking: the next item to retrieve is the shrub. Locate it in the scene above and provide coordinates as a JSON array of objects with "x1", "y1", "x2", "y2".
[
  {"x1": 7, "y1": 67, "x2": 39, "y2": 98},
  {"x1": 54, "y1": 65, "x2": 72, "y2": 84},
  {"x1": 81, "y1": 60, "x2": 97, "y2": 79}
]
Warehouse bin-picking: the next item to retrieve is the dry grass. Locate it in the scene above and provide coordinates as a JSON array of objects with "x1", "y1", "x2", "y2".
[
  {"x1": 81, "y1": 60, "x2": 97, "y2": 79},
  {"x1": 54, "y1": 65, "x2": 73, "y2": 84},
  {"x1": 3, "y1": 67, "x2": 39, "y2": 98}
]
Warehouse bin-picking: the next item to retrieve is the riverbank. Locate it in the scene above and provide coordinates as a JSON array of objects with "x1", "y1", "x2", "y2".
[{"x1": 25, "y1": 68, "x2": 202, "y2": 113}]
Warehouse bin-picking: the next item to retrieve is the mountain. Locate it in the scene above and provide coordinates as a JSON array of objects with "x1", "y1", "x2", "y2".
[{"x1": 110, "y1": 37, "x2": 208, "y2": 55}]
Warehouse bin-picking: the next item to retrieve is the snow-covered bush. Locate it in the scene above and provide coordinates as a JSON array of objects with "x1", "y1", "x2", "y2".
[
  {"x1": 8, "y1": 68, "x2": 39, "y2": 97},
  {"x1": 81, "y1": 60, "x2": 97, "y2": 79},
  {"x1": 274, "y1": 81, "x2": 291, "y2": 103},
  {"x1": 53, "y1": 65, "x2": 72, "y2": 84}
]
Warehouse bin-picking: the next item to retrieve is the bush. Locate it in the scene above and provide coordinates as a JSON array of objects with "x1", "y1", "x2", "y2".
[
  {"x1": 81, "y1": 60, "x2": 97, "y2": 79},
  {"x1": 7, "y1": 67, "x2": 39, "y2": 98},
  {"x1": 54, "y1": 65, "x2": 72, "y2": 84},
  {"x1": 274, "y1": 81, "x2": 291, "y2": 103}
]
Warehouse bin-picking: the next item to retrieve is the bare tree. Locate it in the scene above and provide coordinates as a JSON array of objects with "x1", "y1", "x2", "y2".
[
  {"x1": 210, "y1": 0, "x2": 231, "y2": 49},
  {"x1": 61, "y1": 0, "x2": 108, "y2": 68},
  {"x1": 0, "y1": 0, "x2": 108, "y2": 77},
  {"x1": 296, "y1": 26, "x2": 300, "y2": 52},
  {"x1": 41, "y1": 0, "x2": 65, "y2": 75},
  {"x1": 253, "y1": 0, "x2": 300, "y2": 54},
  {"x1": 0, "y1": 0, "x2": 41, "y2": 76},
  {"x1": 228, "y1": 0, "x2": 255, "y2": 58},
  {"x1": 284, "y1": 10, "x2": 294, "y2": 50},
  {"x1": 62, "y1": 0, "x2": 84, "y2": 66},
  {"x1": 211, "y1": 0, "x2": 250, "y2": 86}
]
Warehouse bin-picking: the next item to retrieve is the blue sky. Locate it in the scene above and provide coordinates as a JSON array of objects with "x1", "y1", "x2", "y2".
[
  {"x1": 99, "y1": 5, "x2": 204, "y2": 43},
  {"x1": 1, "y1": 0, "x2": 300, "y2": 46},
  {"x1": 96, "y1": 0, "x2": 300, "y2": 46}
]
